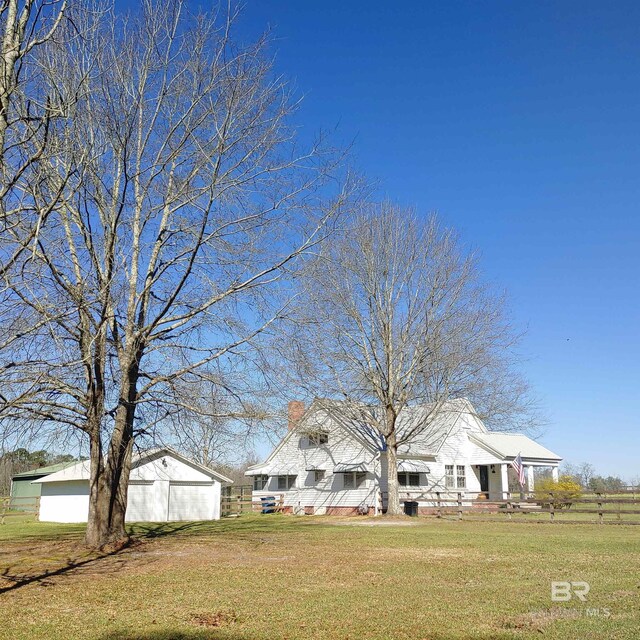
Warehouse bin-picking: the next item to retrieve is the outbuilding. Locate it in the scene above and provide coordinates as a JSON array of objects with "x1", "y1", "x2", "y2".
[
  {"x1": 34, "y1": 447, "x2": 232, "y2": 523},
  {"x1": 10, "y1": 461, "x2": 78, "y2": 507}
]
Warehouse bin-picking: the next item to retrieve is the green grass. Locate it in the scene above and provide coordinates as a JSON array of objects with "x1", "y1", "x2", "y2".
[{"x1": 1, "y1": 515, "x2": 638, "y2": 640}]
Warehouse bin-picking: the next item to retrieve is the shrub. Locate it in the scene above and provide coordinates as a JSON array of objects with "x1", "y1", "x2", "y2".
[{"x1": 535, "y1": 475, "x2": 582, "y2": 509}]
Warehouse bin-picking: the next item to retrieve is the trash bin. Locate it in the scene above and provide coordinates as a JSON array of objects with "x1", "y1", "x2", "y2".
[
  {"x1": 404, "y1": 500, "x2": 419, "y2": 517},
  {"x1": 261, "y1": 496, "x2": 276, "y2": 514}
]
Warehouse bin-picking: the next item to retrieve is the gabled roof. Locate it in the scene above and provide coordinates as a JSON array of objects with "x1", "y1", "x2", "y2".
[
  {"x1": 246, "y1": 397, "x2": 494, "y2": 475},
  {"x1": 244, "y1": 398, "x2": 381, "y2": 477},
  {"x1": 317, "y1": 397, "x2": 483, "y2": 457},
  {"x1": 469, "y1": 433, "x2": 561, "y2": 462},
  {"x1": 32, "y1": 460, "x2": 90, "y2": 483},
  {"x1": 33, "y1": 447, "x2": 232, "y2": 484},
  {"x1": 12, "y1": 461, "x2": 79, "y2": 480}
]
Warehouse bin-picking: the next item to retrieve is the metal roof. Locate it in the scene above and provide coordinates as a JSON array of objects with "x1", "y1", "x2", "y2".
[
  {"x1": 398, "y1": 460, "x2": 431, "y2": 473},
  {"x1": 244, "y1": 463, "x2": 271, "y2": 476},
  {"x1": 32, "y1": 447, "x2": 233, "y2": 484},
  {"x1": 12, "y1": 461, "x2": 79, "y2": 479},
  {"x1": 469, "y1": 433, "x2": 562, "y2": 461}
]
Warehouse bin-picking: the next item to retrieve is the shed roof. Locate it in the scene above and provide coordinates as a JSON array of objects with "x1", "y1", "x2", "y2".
[
  {"x1": 12, "y1": 461, "x2": 79, "y2": 480},
  {"x1": 32, "y1": 447, "x2": 232, "y2": 484},
  {"x1": 469, "y1": 433, "x2": 561, "y2": 462}
]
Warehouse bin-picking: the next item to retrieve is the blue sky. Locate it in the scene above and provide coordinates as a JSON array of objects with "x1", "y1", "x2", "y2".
[{"x1": 229, "y1": 2, "x2": 639, "y2": 479}]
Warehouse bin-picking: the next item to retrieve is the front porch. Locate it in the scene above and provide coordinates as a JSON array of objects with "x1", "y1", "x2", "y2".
[
  {"x1": 394, "y1": 460, "x2": 561, "y2": 513},
  {"x1": 470, "y1": 462, "x2": 559, "y2": 501}
]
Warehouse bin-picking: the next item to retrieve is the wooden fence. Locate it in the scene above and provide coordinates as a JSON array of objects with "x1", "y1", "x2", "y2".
[
  {"x1": 392, "y1": 489, "x2": 640, "y2": 524},
  {"x1": 0, "y1": 496, "x2": 40, "y2": 524},
  {"x1": 220, "y1": 485, "x2": 285, "y2": 517}
]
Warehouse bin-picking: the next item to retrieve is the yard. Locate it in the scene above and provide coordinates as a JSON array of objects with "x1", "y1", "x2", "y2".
[{"x1": 0, "y1": 515, "x2": 638, "y2": 640}]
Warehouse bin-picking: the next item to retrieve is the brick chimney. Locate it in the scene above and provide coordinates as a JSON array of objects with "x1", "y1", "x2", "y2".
[{"x1": 288, "y1": 400, "x2": 305, "y2": 431}]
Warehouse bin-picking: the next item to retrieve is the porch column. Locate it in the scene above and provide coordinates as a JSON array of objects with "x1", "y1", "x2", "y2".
[
  {"x1": 526, "y1": 466, "x2": 535, "y2": 493},
  {"x1": 500, "y1": 463, "x2": 509, "y2": 500},
  {"x1": 551, "y1": 466, "x2": 559, "y2": 482}
]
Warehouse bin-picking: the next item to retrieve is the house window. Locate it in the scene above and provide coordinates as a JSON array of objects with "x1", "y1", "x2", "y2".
[
  {"x1": 456, "y1": 465, "x2": 466, "y2": 489},
  {"x1": 445, "y1": 465, "x2": 455, "y2": 488},
  {"x1": 277, "y1": 475, "x2": 296, "y2": 490},
  {"x1": 307, "y1": 432, "x2": 329, "y2": 446},
  {"x1": 314, "y1": 470, "x2": 325, "y2": 483},
  {"x1": 445, "y1": 464, "x2": 466, "y2": 489},
  {"x1": 398, "y1": 472, "x2": 420, "y2": 487},
  {"x1": 253, "y1": 475, "x2": 268, "y2": 491},
  {"x1": 343, "y1": 472, "x2": 366, "y2": 489}
]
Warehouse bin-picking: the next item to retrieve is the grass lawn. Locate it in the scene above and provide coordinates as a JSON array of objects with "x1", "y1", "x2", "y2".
[{"x1": 0, "y1": 515, "x2": 638, "y2": 640}]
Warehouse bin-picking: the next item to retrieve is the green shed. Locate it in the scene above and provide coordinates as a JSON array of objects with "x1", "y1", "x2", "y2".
[{"x1": 10, "y1": 462, "x2": 77, "y2": 508}]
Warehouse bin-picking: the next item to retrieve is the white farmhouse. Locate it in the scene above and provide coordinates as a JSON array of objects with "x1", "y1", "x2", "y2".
[
  {"x1": 246, "y1": 399, "x2": 561, "y2": 515},
  {"x1": 34, "y1": 447, "x2": 232, "y2": 523}
]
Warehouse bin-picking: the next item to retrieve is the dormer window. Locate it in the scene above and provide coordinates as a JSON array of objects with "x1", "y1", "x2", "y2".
[{"x1": 306, "y1": 431, "x2": 329, "y2": 447}]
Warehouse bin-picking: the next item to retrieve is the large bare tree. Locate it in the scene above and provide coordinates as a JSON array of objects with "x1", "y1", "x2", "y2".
[
  {"x1": 277, "y1": 203, "x2": 535, "y2": 515},
  {"x1": 0, "y1": 0, "x2": 354, "y2": 546}
]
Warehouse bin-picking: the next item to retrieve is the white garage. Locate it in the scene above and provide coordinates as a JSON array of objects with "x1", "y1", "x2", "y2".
[{"x1": 34, "y1": 447, "x2": 232, "y2": 523}]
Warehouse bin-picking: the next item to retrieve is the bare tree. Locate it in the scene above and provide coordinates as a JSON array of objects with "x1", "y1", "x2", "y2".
[
  {"x1": 0, "y1": 0, "x2": 69, "y2": 276},
  {"x1": 168, "y1": 377, "x2": 275, "y2": 468},
  {"x1": 0, "y1": 0, "x2": 354, "y2": 547},
  {"x1": 276, "y1": 202, "x2": 535, "y2": 515}
]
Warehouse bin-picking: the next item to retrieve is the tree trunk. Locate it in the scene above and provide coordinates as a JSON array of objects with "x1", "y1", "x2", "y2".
[
  {"x1": 85, "y1": 434, "x2": 133, "y2": 549},
  {"x1": 385, "y1": 437, "x2": 403, "y2": 516},
  {"x1": 85, "y1": 363, "x2": 138, "y2": 549}
]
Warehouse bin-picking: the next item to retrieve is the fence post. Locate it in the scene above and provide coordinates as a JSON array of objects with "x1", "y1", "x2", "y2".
[
  {"x1": 506, "y1": 491, "x2": 512, "y2": 521},
  {"x1": 436, "y1": 492, "x2": 442, "y2": 518},
  {"x1": 549, "y1": 492, "x2": 555, "y2": 522},
  {"x1": 597, "y1": 492, "x2": 603, "y2": 524},
  {"x1": 457, "y1": 492, "x2": 463, "y2": 520}
]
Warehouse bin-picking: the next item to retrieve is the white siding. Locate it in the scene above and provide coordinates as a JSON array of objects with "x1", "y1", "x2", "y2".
[
  {"x1": 253, "y1": 410, "x2": 379, "y2": 513},
  {"x1": 125, "y1": 481, "x2": 172, "y2": 522},
  {"x1": 39, "y1": 481, "x2": 89, "y2": 523},
  {"x1": 395, "y1": 412, "x2": 489, "y2": 506},
  {"x1": 130, "y1": 454, "x2": 213, "y2": 482},
  {"x1": 168, "y1": 483, "x2": 216, "y2": 521}
]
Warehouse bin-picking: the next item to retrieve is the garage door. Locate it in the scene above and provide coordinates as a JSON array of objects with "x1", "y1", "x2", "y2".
[
  {"x1": 168, "y1": 482, "x2": 214, "y2": 521},
  {"x1": 126, "y1": 482, "x2": 155, "y2": 521}
]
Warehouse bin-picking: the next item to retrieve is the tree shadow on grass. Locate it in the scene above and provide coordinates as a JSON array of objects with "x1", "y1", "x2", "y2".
[
  {"x1": 101, "y1": 630, "x2": 252, "y2": 640},
  {"x1": 130, "y1": 514, "x2": 313, "y2": 542},
  {"x1": 99, "y1": 630, "x2": 517, "y2": 640},
  {"x1": 0, "y1": 539, "x2": 142, "y2": 594},
  {"x1": 1, "y1": 515, "x2": 309, "y2": 595}
]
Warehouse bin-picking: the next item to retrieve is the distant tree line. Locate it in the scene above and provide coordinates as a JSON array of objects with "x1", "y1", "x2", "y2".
[
  {"x1": 556, "y1": 462, "x2": 634, "y2": 492},
  {"x1": 0, "y1": 448, "x2": 78, "y2": 495}
]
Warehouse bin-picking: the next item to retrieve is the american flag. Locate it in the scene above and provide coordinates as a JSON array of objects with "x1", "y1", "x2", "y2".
[{"x1": 511, "y1": 452, "x2": 526, "y2": 487}]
